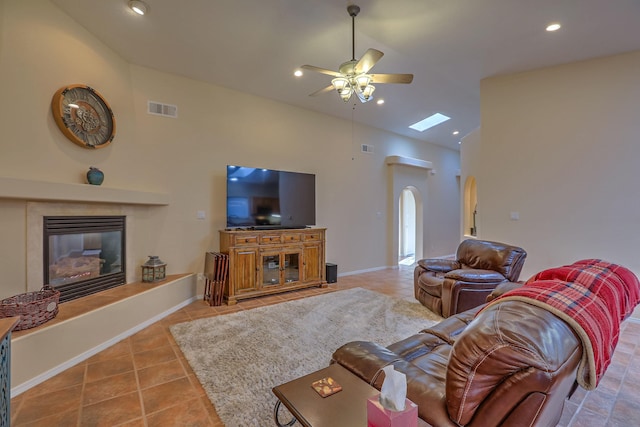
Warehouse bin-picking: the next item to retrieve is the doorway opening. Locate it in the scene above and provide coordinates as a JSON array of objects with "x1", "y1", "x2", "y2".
[
  {"x1": 463, "y1": 176, "x2": 478, "y2": 237},
  {"x1": 398, "y1": 187, "x2": 417, "y2": 265}
]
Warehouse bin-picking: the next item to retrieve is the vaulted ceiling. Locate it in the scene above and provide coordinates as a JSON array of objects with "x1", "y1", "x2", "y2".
[{"x1": 51, "y1": 0, "x2": 640, "y2": 151}]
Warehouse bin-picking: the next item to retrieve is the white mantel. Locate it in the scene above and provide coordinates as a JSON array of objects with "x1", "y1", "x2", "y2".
[{"x1": 0, "y1": 176, "x2": 169, "y2": 205}]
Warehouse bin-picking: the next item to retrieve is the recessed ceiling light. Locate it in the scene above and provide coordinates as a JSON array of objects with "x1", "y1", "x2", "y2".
[
  {"x1": 452, "y1": 130, "x2": 459, "y2": 135},
  {"x1": 294, "y1": 70, "x2": 303, "y2": 77},
  {"x1": 128, "y1": 0, "x2": 148, "y2": 16},
  {"x1": 546, "y1": 23, "x2": 561, "y2": 32},
  {"x1": 376, "y1": 99, "x2": 385, "y2": 105},
  {"x1": 409, "y1": 113, "x2": 450, "y2": 132}
]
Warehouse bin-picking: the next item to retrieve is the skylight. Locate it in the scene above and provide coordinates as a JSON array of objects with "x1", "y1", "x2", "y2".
[{"x1": 409, "y1": 113, "x2": 451, "y2": 132}]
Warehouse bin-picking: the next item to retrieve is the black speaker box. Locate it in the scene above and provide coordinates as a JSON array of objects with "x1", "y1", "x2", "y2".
[{"x1": 326, "y1": 263, "x2": 337, "y2": 283}]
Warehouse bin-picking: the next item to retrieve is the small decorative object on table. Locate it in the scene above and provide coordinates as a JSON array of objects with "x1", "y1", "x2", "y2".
[
  {"x1": 86, "y1": 166, "x2": 104, "y2": 185},
  {"x1": 0, "y1": 286, "x2": 60, "y2": 331},
  {"x1": 311, "y1": 377, "x2": 342, "y2": 397},
  {"x1": 142, "y1": 255, "x2": 167, "y2": 282}
]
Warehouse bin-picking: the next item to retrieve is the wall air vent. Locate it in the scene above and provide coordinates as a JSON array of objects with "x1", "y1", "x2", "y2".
[
  {"x1": 147, "y1": 101, "x2": 178, "y2": 118},
  {"x1": 361, "y1": 144, "x2": 374, "y2": 154}
]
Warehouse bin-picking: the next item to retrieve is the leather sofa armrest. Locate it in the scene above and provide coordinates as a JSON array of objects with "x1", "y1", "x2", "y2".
[
  {"x1": 417, "y1": 258, "x2": 461, "y2": 273},
  {"x1": 331, "y1": 341, "x2": 403, "y2": 385},
  {"x1": 387, "y1": 333, "x2": 448, "y2": 359},
  {"x1": 486, "y1": 281, "x2": 524, "y2": 302},
  {"x1": 421, "y1": 305, "x2": 483, "y2": 342},
  {"x1": 444, "y1": 268, "x2": 506, "y2": 283}
]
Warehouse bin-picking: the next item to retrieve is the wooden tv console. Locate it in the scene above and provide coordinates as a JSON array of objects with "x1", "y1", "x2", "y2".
[{"x1": 219, "y1": 228, "x2": 326, "y2": 305}]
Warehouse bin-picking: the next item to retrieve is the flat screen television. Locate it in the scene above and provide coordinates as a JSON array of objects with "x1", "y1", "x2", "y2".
[{"x1": 226, "y1": 165, "x2": 316, "y2": 229}]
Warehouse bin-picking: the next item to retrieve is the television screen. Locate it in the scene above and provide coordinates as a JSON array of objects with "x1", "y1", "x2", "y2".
[{"x1": 226, "y1": 165, "x2": 316, "y2": 229}]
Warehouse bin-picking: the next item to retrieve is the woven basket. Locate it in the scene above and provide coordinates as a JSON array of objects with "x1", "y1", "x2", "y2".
[{"x1": 0, "y1": 286, "x2": 60, "y2": 331}]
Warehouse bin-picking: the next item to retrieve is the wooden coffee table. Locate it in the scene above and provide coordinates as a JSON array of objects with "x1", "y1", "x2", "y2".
[{"x1": 272, "y1": 363, "x2": 428, "y2": 427}]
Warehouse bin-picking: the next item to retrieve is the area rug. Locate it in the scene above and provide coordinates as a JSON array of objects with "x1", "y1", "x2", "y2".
[{"x1": 170, "y1": 287, "x2": 441, "y2": 426}]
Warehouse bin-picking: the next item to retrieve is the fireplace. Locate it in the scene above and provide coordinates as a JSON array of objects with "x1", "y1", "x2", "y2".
[{"x1": 43, "y1": 216, "x2": 126, "y2": 303}]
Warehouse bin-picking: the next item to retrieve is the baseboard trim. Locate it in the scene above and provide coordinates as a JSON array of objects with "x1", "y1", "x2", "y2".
[
  {"x1": 11, "y1": 275, "x2": 198, "y2": 396},
  {"x1": 11, "y1": 294, "x2": 199, "y2": 397},
  {"x1": 337, "y1": 255, "x2": 455, "y2": 277},
  {"x1": 338, "y1": 266, "x2": 389, "y2": 277}
]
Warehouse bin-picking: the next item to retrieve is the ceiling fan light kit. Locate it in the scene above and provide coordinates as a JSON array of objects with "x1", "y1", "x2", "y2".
[{"x1": 301, "y1": 4, "x2": 413, "y2": 104}]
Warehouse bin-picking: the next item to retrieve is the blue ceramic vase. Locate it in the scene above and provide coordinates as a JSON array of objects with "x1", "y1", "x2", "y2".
[{"x1": 86, "y1": 167, "x2": 104, "y2": 185}]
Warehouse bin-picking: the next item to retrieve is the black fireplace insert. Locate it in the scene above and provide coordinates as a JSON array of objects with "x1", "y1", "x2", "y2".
[{"x1": 43, "y1": 216, "x2": 126, "y2": 303}]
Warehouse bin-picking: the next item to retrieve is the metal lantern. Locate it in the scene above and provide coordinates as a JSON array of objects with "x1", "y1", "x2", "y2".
[{"x1": 141, "y1": 255, "x2": 166, "y2": 282}]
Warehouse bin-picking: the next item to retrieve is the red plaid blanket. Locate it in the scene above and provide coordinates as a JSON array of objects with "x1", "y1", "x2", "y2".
[{"x1": 485, "y1": 259, "x2": 640, "y2": 390}]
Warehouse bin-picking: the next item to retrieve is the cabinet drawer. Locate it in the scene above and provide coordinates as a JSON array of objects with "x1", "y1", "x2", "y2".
[
  {"x1": 283, "y1": 234, "x2": 301, "y2": 243},
  {"x1": 260, "y1": 235, "x2": 282, "y2": 244},
  {"x1": 234, "y1": 235, "x2": 258, "y2": 245},
  {"x1": 303, "y1": 232, "x2": 322, "y2": 242}
]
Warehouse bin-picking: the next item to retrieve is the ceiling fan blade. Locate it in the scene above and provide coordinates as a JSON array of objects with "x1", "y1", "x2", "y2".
[
  {"x1": 309, "y1": 85, "x2": 334, "y2": 97},
  {"x1": 301, "y1": 65, "x2": 341, "y2": 77},
  {"x1": 354, "y1": 48, "x2": 384, "y2": 74},
  {"x1": 370, "y1": 73, "x2": 414, "y2": 84}
]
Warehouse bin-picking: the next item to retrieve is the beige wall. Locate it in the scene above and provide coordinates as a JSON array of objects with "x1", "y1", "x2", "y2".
[
  {"x1": 463, "y1": 51, "x2": 640, "y2": 282},
  {"x1": 0, "y1": 0, "x2": 460, "y2": 299}
]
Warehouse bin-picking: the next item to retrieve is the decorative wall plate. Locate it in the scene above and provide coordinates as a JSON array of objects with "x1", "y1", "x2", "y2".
[{"x1": 51, "y1": 84, "x2": 116, "y2": 149}]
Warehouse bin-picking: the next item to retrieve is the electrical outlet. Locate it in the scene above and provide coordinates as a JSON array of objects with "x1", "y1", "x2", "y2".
[{"x1": 197, "y1": 210, "x2": 206, "y2": 220}]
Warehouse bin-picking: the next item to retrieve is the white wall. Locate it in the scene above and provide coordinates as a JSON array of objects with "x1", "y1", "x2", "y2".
[
  {"x1": 463, "y1": 51, "x2": 640, "y2": 281},
  {"x1": 0, "y1": 0, "x2": 460, "y2": 299}
]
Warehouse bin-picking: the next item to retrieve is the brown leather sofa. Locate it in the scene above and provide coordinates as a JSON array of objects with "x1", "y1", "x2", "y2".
[
  {"x1": 414, "y1": 239, "x2": 527, "y2": 317},
  {"x1": 332, "y1": 296, "x2": 582, "y2": 427}
]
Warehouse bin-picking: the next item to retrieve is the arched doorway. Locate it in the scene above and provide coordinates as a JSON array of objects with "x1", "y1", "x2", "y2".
[
  {"x1": 399, "y1": 187, "x2": 418, "y2": 265},
  {"x1": 464, "y1": 176, "x2": 478, "y2": 237},
  {"x1": 385, "y1": 155, "x2": 431, "y2": 267}
]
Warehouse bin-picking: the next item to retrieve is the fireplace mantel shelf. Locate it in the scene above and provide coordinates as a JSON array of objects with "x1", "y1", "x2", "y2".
[{"x1": 0, "y1": 176, "x2": 169, "y2": 206}]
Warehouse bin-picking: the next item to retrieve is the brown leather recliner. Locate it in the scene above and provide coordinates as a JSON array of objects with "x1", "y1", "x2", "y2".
[
  {"x1": 414, "y1": 239, "x2": 526, "y2": 317},
  {"x1": 332, "y1": 298, "x2": 582, "y2": 427}
]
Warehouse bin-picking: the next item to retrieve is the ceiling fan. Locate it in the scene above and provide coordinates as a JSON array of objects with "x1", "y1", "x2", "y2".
[{"x1": 301, "y1": 4, "x2": 413, "y2": 103}]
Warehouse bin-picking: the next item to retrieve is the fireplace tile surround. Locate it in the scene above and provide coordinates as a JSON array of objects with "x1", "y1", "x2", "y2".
[
  {"x1": 27, "y1": 202, "x2": 136, "y2": 293},
  {"x1": 0, "y1": 176, "x2": 169, "y2": 297}
]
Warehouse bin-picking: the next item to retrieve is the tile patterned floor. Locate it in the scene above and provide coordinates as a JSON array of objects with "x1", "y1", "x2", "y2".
[{"x1": 10, "y1": 267, "x2": 640, "y2": 426}]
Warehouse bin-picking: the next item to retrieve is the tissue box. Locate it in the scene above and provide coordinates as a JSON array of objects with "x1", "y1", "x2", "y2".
[{"x1": 367, "y1": 395, "x2": 418, "y2": 427}]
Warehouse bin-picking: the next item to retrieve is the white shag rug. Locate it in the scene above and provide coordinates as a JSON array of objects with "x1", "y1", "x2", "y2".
[{"x1": 170, "y1": 287, "x2": 441, "y2": 426}]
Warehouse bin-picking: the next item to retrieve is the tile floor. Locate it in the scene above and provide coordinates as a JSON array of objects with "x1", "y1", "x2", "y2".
[{"x1": 9, "y1": 266, "x2": 640, "y2": 426}]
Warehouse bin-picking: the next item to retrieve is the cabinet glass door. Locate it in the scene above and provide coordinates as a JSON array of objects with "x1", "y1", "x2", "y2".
[
  {"x1": 283, "y1": 252, "x2": 300, "y2": 283},
  {"x1": 262, "y1": 254, "x2": 280, "y2": 286}
]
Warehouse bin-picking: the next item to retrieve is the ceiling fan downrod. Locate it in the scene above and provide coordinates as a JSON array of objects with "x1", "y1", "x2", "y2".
[{"x1": 347, "y1": 4, "x2": 360, "y2": 61}]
